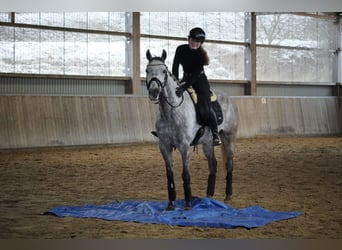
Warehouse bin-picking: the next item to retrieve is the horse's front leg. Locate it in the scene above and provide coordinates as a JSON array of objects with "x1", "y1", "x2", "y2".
[
  {"x1": 159, "y1": 143, "x2": 176, "y2": 210},
  {"x1": 179, "y1": 145, "x2": 192, "y2": 210}
]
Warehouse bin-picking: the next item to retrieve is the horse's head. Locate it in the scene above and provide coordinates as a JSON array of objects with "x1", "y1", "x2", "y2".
[{"x1": 145, "y1": 50, "x2": 168, "y2": 104}]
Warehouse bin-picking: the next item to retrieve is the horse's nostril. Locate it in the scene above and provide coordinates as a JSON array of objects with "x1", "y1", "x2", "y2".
[
  {"x1": 152, "y1": 88, "x2": 159, "y2": 98},
  {"x1": 149, "y1": 87, "x2": 160, "y2": 101}
]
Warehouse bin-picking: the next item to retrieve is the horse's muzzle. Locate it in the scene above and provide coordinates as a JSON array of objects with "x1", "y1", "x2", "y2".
[
  {"x1": 149, "y1": 97, "x2": 159, "y2": 104},
  {"x1": 147, "y1": 82, "x2": 161, "y2": 104},
  {"x1": 149, "y1": 95, "x2": 159, "y2": 104}
]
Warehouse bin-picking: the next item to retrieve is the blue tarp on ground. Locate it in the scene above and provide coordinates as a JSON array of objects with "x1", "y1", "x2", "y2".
[{"x1": 45, "y1": 197, "x2": 302, "y2": 229}]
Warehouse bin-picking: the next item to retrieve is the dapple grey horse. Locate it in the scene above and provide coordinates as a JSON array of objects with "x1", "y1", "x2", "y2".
[{"x1": 145, "y1": 50, "x2": 238, "y2": 210}]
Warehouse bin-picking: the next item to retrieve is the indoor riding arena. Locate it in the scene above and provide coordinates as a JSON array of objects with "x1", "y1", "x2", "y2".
[{"x1": 0, "y1": 12, "x2": 341, "y2": 239}]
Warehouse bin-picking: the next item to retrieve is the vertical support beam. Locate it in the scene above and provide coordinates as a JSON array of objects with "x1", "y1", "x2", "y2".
[
  {"x1": 125, "y1": 12, "x2": 140, "y2": 95},
  {"x1": 244, "y1": 12, "x2": 257, "y2": 96},
  {"x1": 332, "y1": 16, "x2": 341, "y2": 97},
  {"x1": 337, "y1": 17, "x2": 341, "y2": 85},
  {"x1": 125, "y1": 12, "x2": 132, "y2": 93},
  {"x1": 10, "y1": 12, "x2": 15, "y2": 23},
  {"x1": 131, "y1": 12, "x2": 141, "y2": 95},
  {"x1": 250, "y1": 12, "x2": 257, "y2": 96},
  {"x1": 244, "y1": 12, "x2": 251, "y2": 94}
]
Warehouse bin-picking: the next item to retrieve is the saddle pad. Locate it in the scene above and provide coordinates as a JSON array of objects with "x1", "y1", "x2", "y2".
[
  {"x1": 45, "y1": 197, "x2": 301, "y2": 229},
  {"x1": 186, "y1": 88, "x2": 223, "y2": 125},
  {"x1": 187, "y1": 87, "x2": 217, "y2": 104}
]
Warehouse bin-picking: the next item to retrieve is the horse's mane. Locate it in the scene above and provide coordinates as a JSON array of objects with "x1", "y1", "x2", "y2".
[{"x1": 170, "y1": 72, "x2": 179, "y2": 84}]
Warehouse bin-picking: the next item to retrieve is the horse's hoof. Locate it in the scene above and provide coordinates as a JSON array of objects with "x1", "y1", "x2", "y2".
[
  {"x1": 185, "y1": 205, "x2": 192, "y2": 211},
  {"x1": 206, "y1": 195, "x2": 213, "y2": 199},
  {"x1": 224, "y1": 195, "x2": 231, "y2": 204},
  {"x1": 166, "y1": 202, "x2": 175, "y2": 211}
]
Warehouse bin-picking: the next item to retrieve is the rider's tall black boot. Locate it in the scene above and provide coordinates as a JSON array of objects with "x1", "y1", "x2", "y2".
[{"x1": 208, "y1": 108, "x2": 222, "y2": 146}]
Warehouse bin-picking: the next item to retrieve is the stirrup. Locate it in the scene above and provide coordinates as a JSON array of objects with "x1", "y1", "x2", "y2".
[
  {"x1": 151, "y1": 131, "x2": 158, "y2": 138},
  {"x1": 213, "y1": 133, "x2": 222, "y2": 146}
]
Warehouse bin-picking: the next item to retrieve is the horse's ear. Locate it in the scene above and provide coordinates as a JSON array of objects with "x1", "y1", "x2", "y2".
[
  {"x1": 161, "y1": 50, "x2": 167, "y2": 62},
  {"x1": 146, "y1": 50, "x2": 152, "y2": 61}
]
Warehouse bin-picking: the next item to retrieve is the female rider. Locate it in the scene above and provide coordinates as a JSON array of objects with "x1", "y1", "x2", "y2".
[{"x1": 172, "y1": 27, "x2": 221, "y2": 146}]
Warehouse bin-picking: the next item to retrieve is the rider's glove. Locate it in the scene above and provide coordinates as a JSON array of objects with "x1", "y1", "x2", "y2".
[{"x1": 175, "y1": 86, "x2": 185, "y2": 97}]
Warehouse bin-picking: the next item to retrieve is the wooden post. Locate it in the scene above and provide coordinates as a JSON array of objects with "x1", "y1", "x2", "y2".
[
  {"x1": 125, "y1": 12, "x2": 141, "y2": 94},
  {"x1": 244, "y1": 12, "x2": 257, "y2": 96},
  {"x1": 333, "y1": 83, "x2": 341, "y2": 97},
  {"x1": 131, "y1": 12, "x2": 141, "y2": 95},
  {"x1": 11, "y1": 12, "x2": 15, "y2": 23},
  {"x1": 250, "y1": 13, "x2": 257, "y2": 96}
]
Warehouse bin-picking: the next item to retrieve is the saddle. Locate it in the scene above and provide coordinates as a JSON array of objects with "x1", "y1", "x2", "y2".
[{"x1": 186, "y1": 87, "x2": 223, "y2": 126}]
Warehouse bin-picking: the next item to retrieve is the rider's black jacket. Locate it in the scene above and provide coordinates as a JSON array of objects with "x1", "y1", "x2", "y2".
[{"x1": 172, "y1": 44, "x2": 210, "y2": 99}]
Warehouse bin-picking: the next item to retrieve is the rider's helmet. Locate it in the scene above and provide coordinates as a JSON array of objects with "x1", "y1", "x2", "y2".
[{"x1": 188, "y1": 27, "x2": 206, "y2": 42}]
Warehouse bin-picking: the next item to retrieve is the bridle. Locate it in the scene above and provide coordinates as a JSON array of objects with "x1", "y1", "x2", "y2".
[{"x1": 146, "y1": 62, "x2": 184, "y2": 108}]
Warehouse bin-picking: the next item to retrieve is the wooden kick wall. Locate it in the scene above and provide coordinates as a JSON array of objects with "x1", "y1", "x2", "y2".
[
  {"x1": 0, "y1": 96, "x2": 158, "y2": 149},
  {"x1": 234, "y1": 96, "x2": 342, "y2": 137},
  {"x1": 0, "y1": 96, "x2": 341, "y2": 149}
]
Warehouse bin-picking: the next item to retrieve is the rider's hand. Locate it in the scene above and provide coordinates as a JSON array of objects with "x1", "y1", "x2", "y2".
[{"x1": 175, "y1": 86, "x2": 184, "y2": 97}]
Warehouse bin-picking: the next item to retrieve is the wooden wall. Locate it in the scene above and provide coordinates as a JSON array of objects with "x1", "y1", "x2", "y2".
[
  {"x1": 234, "y1": 97, "x2": 342, "y2": 137},
  {"x1": 0, "y1": 96, "x2": 157, "y2": 149},
  {"x1": 0, "y1": 96, "x2": 341, "y2": 149}
]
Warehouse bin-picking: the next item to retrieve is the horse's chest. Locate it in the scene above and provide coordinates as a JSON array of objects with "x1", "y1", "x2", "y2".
[{"x1": 157, "y1": 111, "x2": 195, "y2": 143}]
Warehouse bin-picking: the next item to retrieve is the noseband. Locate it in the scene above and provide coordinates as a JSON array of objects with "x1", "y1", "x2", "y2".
[
  {"x1": 146, "y1": 75, "x2": 167, "y2": 91},
  {"x1": 146, "y1": 63, "x2": 184, "y2": 108}
]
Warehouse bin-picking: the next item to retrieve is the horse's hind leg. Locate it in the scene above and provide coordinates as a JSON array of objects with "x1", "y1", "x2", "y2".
[
  {"x1": 203, "y1": 142, "x2": 217, "y2": 198},
  {"x1": 159, "y1": 143, "x2": 176, "y2": 210},
  {"x1": 220, "y1": 131, "x2": 235, "y2": 203}
]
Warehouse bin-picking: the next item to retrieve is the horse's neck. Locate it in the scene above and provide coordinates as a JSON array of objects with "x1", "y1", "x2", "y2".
[
  {"x1": 162, "y1": 75, "x2": 179, "y2": 105},
  {"x1": 161, "y1": 77, "x2": 181, "y2": 109},
  {"x1": 159, "y1": 76, "x2": 193, "y2": 121}
]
